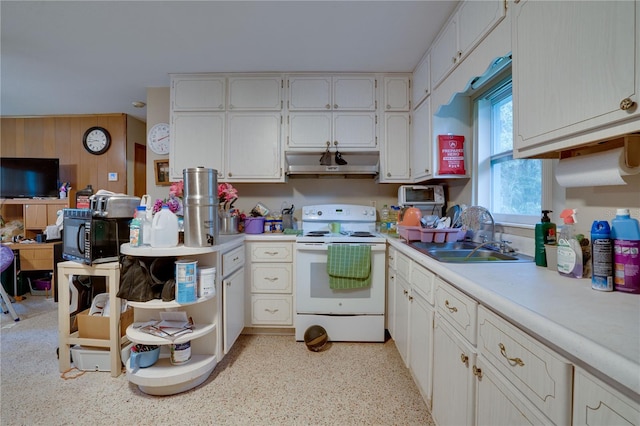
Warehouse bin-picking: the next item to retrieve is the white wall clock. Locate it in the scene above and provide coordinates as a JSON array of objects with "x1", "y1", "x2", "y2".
[{"x1": 147, "y1": 122, "x2": 170, "y2": 155}]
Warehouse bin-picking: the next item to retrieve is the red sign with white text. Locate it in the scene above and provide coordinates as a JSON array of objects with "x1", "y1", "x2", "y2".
[{"x1": 438, "y1": 135, "x2": 466, "y2": 175}]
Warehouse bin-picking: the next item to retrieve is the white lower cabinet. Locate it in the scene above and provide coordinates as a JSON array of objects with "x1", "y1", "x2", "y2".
[
  {"x1": 408, "y1": 289, "x2": 434, "y2": 404},
  {"x1": 477, "y1": 306, "x2": 572, "y2": 426},
  {"x1": 573, "y1": 367, "x2": 640, "y2": 426},
  {"x1": 246, "y1": 242, "x2": 294, "y2": 328},
  {"x1": 221, "y1": 245, "x2": 245, "y2": 353},
  {"x1": 386, "y1": 246, "x2": 397, "y2": 336},
  {"x1": 393, "y1": 274, "x2": 411, "y2": 366},
  {"x1": 432, "y1": 314, "x2": 477, "y2": 426}
]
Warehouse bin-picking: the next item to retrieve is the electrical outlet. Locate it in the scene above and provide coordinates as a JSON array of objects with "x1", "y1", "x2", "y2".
[{"x1": 370, "y1": 200, "x2": 377, "y2": 209}]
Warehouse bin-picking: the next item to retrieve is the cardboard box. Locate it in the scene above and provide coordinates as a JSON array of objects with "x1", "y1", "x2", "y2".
[{"x1": 74, "y1": 307, "x2": 134, "y2": 340}]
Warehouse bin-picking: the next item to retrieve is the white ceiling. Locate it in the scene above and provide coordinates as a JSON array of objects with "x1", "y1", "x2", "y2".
[{"x1": 1, "y1": 1, "x2": 458, "y2": 122}]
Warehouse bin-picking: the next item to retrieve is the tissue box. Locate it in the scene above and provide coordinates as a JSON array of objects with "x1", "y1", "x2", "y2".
[{"x1": 74, "y1": 307, "x2": 133, "y2": 340}]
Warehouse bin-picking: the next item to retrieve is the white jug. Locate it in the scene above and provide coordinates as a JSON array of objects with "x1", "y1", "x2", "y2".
[{"x1": 150, "y1": 205, "x2": 179, "y2": 248}]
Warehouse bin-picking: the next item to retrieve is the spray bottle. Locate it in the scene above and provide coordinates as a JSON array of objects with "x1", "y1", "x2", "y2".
[
  {"x1": 535, "y1": 210, "x2": 556, "y2": 267},
  {"x1": 557, "y1": 209, "x2": 583, "y2": 278}
]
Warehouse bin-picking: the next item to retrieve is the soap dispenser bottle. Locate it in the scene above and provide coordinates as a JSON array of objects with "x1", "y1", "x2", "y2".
[
  {"x1": 557, "y1": 209, "x2": 583, "y2": 278},
  {"x1": 535, "y1": 210, "x2": 556, "y2": 267}
]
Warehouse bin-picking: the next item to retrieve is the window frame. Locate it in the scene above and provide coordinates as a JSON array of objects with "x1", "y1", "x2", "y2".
[{"x1": 472, "y1": 73, "x2": 553, "y2": 228}]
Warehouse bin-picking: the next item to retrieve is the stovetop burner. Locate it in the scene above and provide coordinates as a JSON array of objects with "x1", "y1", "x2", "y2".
[
  {"x1": 351, "y1": 232, "x2": 375, "y2": 238},
  {"x1": 305, "y1": 231, "x2": 329, "y2": 237}
]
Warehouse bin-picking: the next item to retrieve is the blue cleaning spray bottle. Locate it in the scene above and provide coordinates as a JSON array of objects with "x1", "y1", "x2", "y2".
[{"x1": 557, "y1": 209, "x2": 583, "y2": 278}]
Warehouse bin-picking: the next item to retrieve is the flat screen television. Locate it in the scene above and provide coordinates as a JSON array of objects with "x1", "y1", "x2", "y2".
[{"x1": 0, "y1": 157, "x2": 60, "y2": 199}]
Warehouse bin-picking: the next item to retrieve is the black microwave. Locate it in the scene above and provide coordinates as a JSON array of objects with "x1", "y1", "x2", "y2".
[{"x1": 62, "y1": 209, "x2": 131, "y2": 265}]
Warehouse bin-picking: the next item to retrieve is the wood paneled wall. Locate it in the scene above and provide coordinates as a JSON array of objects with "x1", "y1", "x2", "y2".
[{"x1": 1, "y1": 114, "x2": 128, "y2": 195}]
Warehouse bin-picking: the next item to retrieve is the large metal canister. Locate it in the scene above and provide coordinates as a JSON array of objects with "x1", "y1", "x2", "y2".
[{"x1": 183, "y1": 167, "x2": 218, "y2": 247}]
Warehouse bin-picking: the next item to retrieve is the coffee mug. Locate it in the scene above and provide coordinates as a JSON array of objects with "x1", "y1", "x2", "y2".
[{"x1": 329, "y1": 222, "x2": 341, "y2": 234}]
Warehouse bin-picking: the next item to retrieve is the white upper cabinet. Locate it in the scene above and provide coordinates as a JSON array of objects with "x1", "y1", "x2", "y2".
[
  {"x1": 170, "y1": 112, "x2": 225, "y2": 180},
  {"x1": 171, "y1": 75, "x2": 225, "y2": 111},
  {"x1": 383, "y1": 76, "x2": 411, "y2": 111},
  {"x1": 380, "y1": 113, "x2": 411, "y2": 182},
  {"x1": 411, "y1": 97, "x2": 432, "y2": 182},
  {"x1": 412, "y1": 53, "x2": 431, "y2": 109},
  {"x1": 228, "y1": 76, "x2": 283, "y2": 111},
  {"x1": 226, "y1": 112, "x2": 283, "y2": 182},
  {"x1": 288, "y1": 75, "x2": 377, "y2": 111},
  {"x1": 430, "y1": 0, "x2": 506, "y2": 90},
  {"x1": 512, "y1": 0, "x2": 639, "y2": 157}
]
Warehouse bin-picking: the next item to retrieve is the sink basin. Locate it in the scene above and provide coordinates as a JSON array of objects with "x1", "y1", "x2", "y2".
[{"x1": 408, "y1": 241, "x2": 533, "y2": 263}]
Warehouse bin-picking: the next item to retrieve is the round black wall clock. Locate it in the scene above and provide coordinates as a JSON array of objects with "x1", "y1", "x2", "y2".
[{"x1": 83, "y1": 126, "x2": 111, "y2": 155}]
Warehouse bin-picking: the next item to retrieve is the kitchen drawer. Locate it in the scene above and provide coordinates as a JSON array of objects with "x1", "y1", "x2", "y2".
[
  {"x1": 250, "y1": 264, "x2": 293, "y2": 293},
  {"x1": 221, "y1": 245, "x2": 245, "y2": 277},
  {"x1": 396, "y1": 251, "x2": 411, "y2": 282},
  {"x1": 251, "y1": 294, "x2": 293, "y2": 325},
  {"x1": 410, "y1": 263, "x2": 434, "y2": 305},
  {"x1": 248, "y1": 242, "x2": 293, "y2": 263},
  {"x1": 435, "y1": 277, "x2": 477, "y2": 344},
  {"x1": 478, "y1": 306, "x2": 573, "y2": 426},
  {"x1": 19, "y1": 248, "x2": 53, "y2": 270}
]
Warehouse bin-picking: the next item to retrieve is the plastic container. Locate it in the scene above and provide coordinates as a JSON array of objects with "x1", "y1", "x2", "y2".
[
  {"x1": 129, "y1": 206, "x2": 146, "y2": 247},
  {"x1": 175, "y1": 259, "x2": 197, "y2": 303},
  {"x1": 170, "y1": 341, "x2": 191, "y2": 365},
  {"x1": 398, "y1": 225, "x2": 421, "y2": 241},
  {"x1": 150, "y1": 205, "x2": 179, "y2": 248},
  {"x1": 535, "y1": 210, "x2": 556, "y2": 267},
  {"x1": 244, "y1": 217, "x2": 265, "y2": 234},
  {"x1": 380, "y1": 205, "x2": 390, "y2": 234},
  {"x1": 75, "y1": 184, "x2": 93, "y2": 209},
  {"x1": 591, "y1": 221, "x2": 613, "y2": 291},
  {"x1": 198, "y1": 266, "x2": 216, "y2": 298},
  {"x1": 611, "y1": 209, "x2": 640, "y2": 293},
  {"x1": 557, "y1": 209, "x2": 583, "y2": 278}
]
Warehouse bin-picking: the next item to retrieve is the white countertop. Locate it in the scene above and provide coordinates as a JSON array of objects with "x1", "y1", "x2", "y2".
[{"x1": 387, "y1": 237, "x2": 640, "y2": 399}]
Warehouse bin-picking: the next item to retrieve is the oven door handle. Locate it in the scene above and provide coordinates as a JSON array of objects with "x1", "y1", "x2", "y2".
[{"x1": 296, "y1": 243, "x2": 386, "y2": 252}]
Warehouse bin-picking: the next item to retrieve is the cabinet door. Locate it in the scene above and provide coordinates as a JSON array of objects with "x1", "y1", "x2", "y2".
[
  {"x1": 287, "y1": 76, "x2": 332, "y2": 111},
  {"x1": 476, "y1": 357, "x2": 549, "y2": 426},
  {"x1": 432, "y1": 316, "x2": 476, "y2": 426},
  {"x1": 409, "y1": 291, "x2": 434, "y2": 404},
  {"x1": 393, "y1": 276, "x2": 410, "y2": 367},
  {"x1": 226, "y1": 112, "x2": 283, "y2": 181},
  {"x1": 223, "y1": 267, "x2": 245, "y2": 354},
  {"x1": 333, "y1": 113, "x2": 377, "y2": 149},
  {"x1": 573, "y1": 367, "x2": 640, "y2": 426},
  {"x1": 171, "y1": 76, "x2": 225, "y2": 111},
  {"x1": 24, "y1": 204, "x2": 47, "y2": 229},
  {"x1": 332, "y1": 76, "x2": 377, "y2": 111},
  {"x1": 288, "y1": 112, "x2": 332, "y2": 149},
  {"x1": 380, "y1": 113, "x2": 410, "y2": 182},
  {"x1": 430, "y1": 15, "x2": 459, "y2": 90},
  {"x1": 411, "y1": 98, "x2": 432, "y2": 182},
  {"x1": 228, "y1": 76, "x2": 282, "y2": 111},
  {"x1": 412, "y1": 53, "x2": 431, "y2": 109},
  {"x1": 513, "y1": 0, "x2": 638, "y2": 156},
  {"x1": 387, "y1": 264, "x2": 396, "y2": 337},
  {"x1": 170, "y1": 112, "x2": 225, "y2": 180},
  {"x1": 46, "y1": 204, "x2": 62, "y2": 227},
  {"x1": 384, "y1": 76, "x2": 410, "y2": 111},
  {"x1": 457, "y1": 0, "x2": 505, "y2": 63}
]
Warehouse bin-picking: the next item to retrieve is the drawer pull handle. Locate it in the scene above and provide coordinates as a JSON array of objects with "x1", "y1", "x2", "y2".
[
  {"x1": 444, "y1": 299, "x2": 458, "y2": 313},
  {"x1": 265, "y1": 251, "x2": 280, "y2": 256},
  {"x1": 460, "y1": 353, "x2": 468, "y2": 364},
  {"x1": 473, "y1": 365, "x2": 483, "y2": 378},
  {"x1": 499, "y1": 343, "x2": 525, "y2": 366},
  {"x1": 233, "y1": 256, "x2": 239, "y2": 261},
  {"x1": 265, "y1": 277, "x2": 279, "y2": 282},
  {"x1": 265, "y1": 308, "x2": 279, "y2": 314}
]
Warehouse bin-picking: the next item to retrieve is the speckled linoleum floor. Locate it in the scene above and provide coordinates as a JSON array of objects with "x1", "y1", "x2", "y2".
[{"x1": 1, "y1": 296, "x2": 434, "y2": 425}]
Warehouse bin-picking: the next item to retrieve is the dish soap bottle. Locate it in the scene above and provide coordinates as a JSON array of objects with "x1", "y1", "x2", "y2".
[
  {"x1": 611, "y1": 209, "x2": 640, "y2": 293},
  {"x1": 535, "y1": 210, "x2": 556, "y2": 267},
  {"x1": 557, "y1": 209, "x2": 583, "y2": 278}
]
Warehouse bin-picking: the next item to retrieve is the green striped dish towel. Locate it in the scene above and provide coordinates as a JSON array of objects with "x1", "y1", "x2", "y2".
[{"x1": 327, "y1": 244, "x2": 372, "y2": 289}]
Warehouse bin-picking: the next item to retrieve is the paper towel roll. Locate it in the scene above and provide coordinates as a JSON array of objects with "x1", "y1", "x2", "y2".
[{"x1": 555, "y1": 147, "x2": 639, "y2": 187}]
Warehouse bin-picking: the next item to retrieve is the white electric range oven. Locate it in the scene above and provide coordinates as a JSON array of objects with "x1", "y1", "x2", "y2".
[{"x1": 295, "y1": 204, "x2": 386, "y2": 342}]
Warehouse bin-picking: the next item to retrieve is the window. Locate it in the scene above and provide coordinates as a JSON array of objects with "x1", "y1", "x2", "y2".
[{"x1": 475, "y1": 77, "x2": 550, "y2": 226}]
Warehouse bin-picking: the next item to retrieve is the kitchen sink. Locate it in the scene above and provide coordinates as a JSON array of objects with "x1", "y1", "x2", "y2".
[{"x1": 408, "y1": 241, "x2": 534, "y2": 263}]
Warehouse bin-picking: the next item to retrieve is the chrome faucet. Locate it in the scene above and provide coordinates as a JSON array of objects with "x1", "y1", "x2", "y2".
[{"x1": 464, "y1": 240, "x2": 514, "y2": 260}]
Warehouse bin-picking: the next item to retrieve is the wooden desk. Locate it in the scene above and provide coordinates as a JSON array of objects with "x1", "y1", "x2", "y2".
[
  {"x1": 7, "y1": 242, "x2": 62, "y2": 299},
  {"x1": 57, "y1": 261, "x2": 125, "y2": 377}
]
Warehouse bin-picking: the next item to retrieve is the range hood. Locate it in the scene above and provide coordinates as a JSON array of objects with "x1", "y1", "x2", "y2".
[{"x1": 285, "y1": 151, "x2": 379, "y2": 178}]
